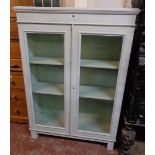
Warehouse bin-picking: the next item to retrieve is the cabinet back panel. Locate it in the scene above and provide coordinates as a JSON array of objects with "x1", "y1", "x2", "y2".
[
  {"x1": 30, "y1": 65, "x2": 64, "y2": 84},
  {"x1": 27, "y1": 33, "x2": 64, "y2": 58},
  {"x1": 33, "y1": 94, "x2": 64, "y2": 127},
  {"x1": 78, "y1": 98, "x2": 113, "y2": 133},
  {"x1": 81, "y1": 35, "x2": 122, "y2": 61},
  {"x1": 80, "y1": 68, "x2": 118, "y2": 87}
]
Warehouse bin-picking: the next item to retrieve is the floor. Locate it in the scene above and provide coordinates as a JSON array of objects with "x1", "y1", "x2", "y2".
[{"x1": 10, "y1": 123, "x2": 145, "y2": 155}]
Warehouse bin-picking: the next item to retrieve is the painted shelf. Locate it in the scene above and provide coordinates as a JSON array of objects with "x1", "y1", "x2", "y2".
[
  {"x1": 80, "y1": 59, "x2": 119, "y2": 69},
  {"x1": 80, "y1": 85, "x2": 115, "y2": 100},
  {"x1": 32, "y1": 83, "x2": 114, "y2": 100},
  {"x1": 30, "y1": 57, "x2": 64, "y2": 66},
  {"x1": 32, "y1": 82, "x2": 64, "y2": 95}
]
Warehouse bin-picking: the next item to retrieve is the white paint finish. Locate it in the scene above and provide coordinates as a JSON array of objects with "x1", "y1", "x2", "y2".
[
  {"x1": 79, "y1": 85, "x2": 115, "y2": 100},
  {"x1": 18, "y1": 24, "x2": 71, "y2": 135},
  {"x1": 34, "y1": 124, "x2": 69, "y2": 135},
  {"x1": 16, "y1": 13, "x2": 137, "y2": 27},
  {"x1": 110, "y1": 27, "x2": 135, "y2": 138},
  {"x1": 18, "y1": 24, "x2": 36, "y2": 130},
  {"x1": 14, "y1": 7, "x2": 139, "y2": 15},
  {"x1": 80, "y1": 59, "x2": 119, "y2": 69},
  {"x1": 31, "y1": 131, "x2": 39, "y2": 139},
  {"x1": 30, "y1": 127, "x2": 114, "y2": 143},
  {"x1": 63, "y1": 25, "x2": 72, "y2": 133},
  {"x1": 70, "y1": 24, "x2": 78, "y2": 137},
  {"x1": 15, "y1": 7, "x2": 139, "y2": 150},
  {"x1": 107, "y1": 142, "x2": 114, "y2": 150},
  {"x1": 71, "y1": 25, "x2": 135, "y2": 149},
  {"x1": 14, "y1": 7, "x2": 139, "y2": 27}
]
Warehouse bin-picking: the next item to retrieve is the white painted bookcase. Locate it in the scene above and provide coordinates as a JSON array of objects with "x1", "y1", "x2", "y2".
[{"x1": 14, "y1": 7, "x2": 139, "y2": 150}]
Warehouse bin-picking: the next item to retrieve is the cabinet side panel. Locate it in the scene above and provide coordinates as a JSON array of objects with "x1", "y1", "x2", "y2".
[{"x1": 110, "y1": 27, "x2": 135, "y2": 137}]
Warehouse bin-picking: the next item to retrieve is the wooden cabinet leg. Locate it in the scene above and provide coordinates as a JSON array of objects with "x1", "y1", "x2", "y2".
[
  {"x1": 107, "y1": 142, "x2": 114, "y2": 150},
  {"x1": 31, "y1": 131, "x2": 38, "y2": 139},
  {"x1": 120, "y1": 127, "x2": 136, "y2": 155}
]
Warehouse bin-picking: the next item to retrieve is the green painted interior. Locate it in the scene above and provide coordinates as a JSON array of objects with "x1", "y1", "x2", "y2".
[
  {"x1": 80, "y1": 67, "x2": 118, "y2": 87},
  {"x1": 27, "y1": 33, "x2": 65, "y2": 128},
  {"x1": 30, "y1": 64, "x2": 64, "y2": 84},
  {"x1": 27, "y1": 33, "x2": 64, "y2": 58},
  {"x1": 81, "y1": 35, "x2": 122, "y2": 61},
  {"x1": 78, "y1": 35, "x2": 122, "y2": 133},
  {"x1": 26, "y1": 33, "x2": 122, "y2": 133},
  {"x1": 33, "y1": 94, "x2": 64, "y2": 127},
  {"x1": 78, "y1": 98, "x2": 113, "y2": 133}
]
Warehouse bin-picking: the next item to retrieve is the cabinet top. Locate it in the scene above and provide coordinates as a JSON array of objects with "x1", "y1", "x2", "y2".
[
  {"x1": 14, "y1": 6, "x2": 140, "y2": 15},
  {"x1": 14, "y1": 7, "x2": 140, "y2": 26}
]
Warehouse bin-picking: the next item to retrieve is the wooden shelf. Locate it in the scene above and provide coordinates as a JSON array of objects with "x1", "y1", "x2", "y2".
[
  {"x1": 32, "y1": 82, "x2": 64, "y2": 95},
  {"x1": 30, "y1": 57, "x2": 64, "y2": 66},
  {"x1": 80, "y1": 59, "x2": 119, "y2": 69},
  {"x1": 80, "y1": 85, "x2": 115, "y2": 100}
]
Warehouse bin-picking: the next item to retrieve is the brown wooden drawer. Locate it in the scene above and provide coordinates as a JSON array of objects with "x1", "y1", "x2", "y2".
[
  {"x1": 10, "y1": 72, "x2": 25, "y2": 90},
  {"x1": 10, "y1": 0, "x2": 34, "y2": 17},
  {"x1": 10, "y1": 104, "x2": 28, "y2": 117},
  {"x1": 10, "y1": 90, "x2": 26, "y2": 105},
  {"x1": 10, "y1": 18, "x2": 18, "y2": 39},
  {"x1": 10, "y1": 40, "x2": 21, "y2": 59},
  {"x1": 10, "y1": 59, "x2": 23, "y2": 71}
]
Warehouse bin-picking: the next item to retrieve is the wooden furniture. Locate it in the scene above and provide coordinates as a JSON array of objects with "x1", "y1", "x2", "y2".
[
  {"x1": 14, "y1": 7, "x2": 139, "y2": 150},
  {"x1": 10, "y1": 0, "x2": 33, "y2": 123}
]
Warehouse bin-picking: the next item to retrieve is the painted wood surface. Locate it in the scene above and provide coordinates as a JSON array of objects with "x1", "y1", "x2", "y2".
[
  {"x1": 80, "y1": 59, "x2": 119, "y2": 69},
  {"x1": 32, "y1": 82, "x2": 64, "y2": 95},
  {"x1": 15, "y1": 7, "x2": 139, "y2": 150},
  {"x1": 30, "y1": 57, "x2": 64, "y2": 65}
]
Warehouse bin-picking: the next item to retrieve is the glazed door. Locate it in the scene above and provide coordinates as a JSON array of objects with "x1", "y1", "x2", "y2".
[
  {"x1": 71, "y1": 25, "x2": 134, "y2": 141},
  {"x1": 18, "y1": 24, "x2": 71, "y2": 134}
]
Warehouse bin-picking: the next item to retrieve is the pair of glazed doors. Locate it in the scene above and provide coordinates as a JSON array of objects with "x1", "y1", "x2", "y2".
[{"x1": 19, "y1": 23, "x2": 133, "y2": 141}]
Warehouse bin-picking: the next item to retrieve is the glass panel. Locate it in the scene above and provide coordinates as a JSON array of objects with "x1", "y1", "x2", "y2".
[
  {"x1": 33, "y1": 94, "x2": 64, "y2": 127},
  {"x1": 27, "y1": 33, "x2": 65, "y2": 128},
  {"x1": 81, "y1": 35, "x2": 122, "y2": 61},
  {"x1": 30, "y1": 65, "x2": 64, "y2": 84},
  {"x1": 27, "y1": 33, "x2": 64, "y2": 59},
  {"x1": 78, "y1": 98, "x2": 113, "y2": 133},
  {"x1": 78, "y1": 35, "x2": 123, "y2": 133}
]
